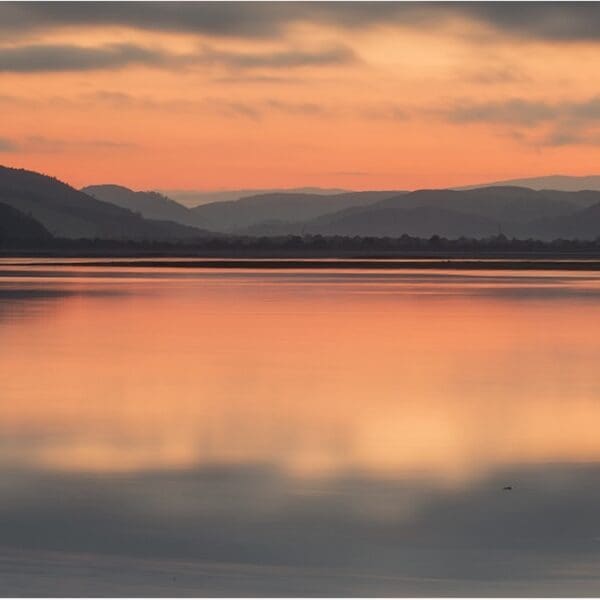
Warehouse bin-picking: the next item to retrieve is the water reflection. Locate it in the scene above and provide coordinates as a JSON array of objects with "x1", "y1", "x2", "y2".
[{"x1": 1, "y1": 264, "x2": 600, "y2": 595}]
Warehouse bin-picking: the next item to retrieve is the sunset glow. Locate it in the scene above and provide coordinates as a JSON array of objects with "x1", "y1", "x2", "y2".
[{"x1": 3, "y1": 2, "x2": 600, "y2": 190}]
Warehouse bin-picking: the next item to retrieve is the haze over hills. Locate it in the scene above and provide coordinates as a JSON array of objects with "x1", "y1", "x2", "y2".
[
  {"x1": 0, "y1": 166, "x2": 211, "y2": 241},
  {"x1": 82, "y1": 184, "x2": 192, "y2": 226},
  {"x1": 3, "y1": 164, "x2": 600, "y2": 242},
  {"x1": 79, "y1": 185, "x2": 401, "y2": 232},
  {"x1": 246, "y1": 186, "x2": 600, "y2": 240},
  {"x1": 0, "y1": 201, "x2": 52, "y2": 244},
  {"x1": 161, "y1": 187, "x2": 348, "y2": 207},
  {"x1": 458, "y1": 174, "x2": 600, "y2": 192},
  {"x1": 189, "y1": 191, "x2": 404, "y2": 233}
]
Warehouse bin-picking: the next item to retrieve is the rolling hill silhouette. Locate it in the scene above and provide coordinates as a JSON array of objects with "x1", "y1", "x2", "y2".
[
  {"x1": 0, "y1": 166, "x2": 211, "y2": 240},
  {"x1": 82, "y1": 184, "x2": 191, "y2": 225},
  {"x1": 188, "y1": 191, "x2": 404, "y2": 232},
  {"x1": 458, "y1": 174, "x2": 600, "y2": 192},
  {"x1": 0, "y1": 202, "x2": 52, "y2": 244},
  {"x1": 4, "y1": 164, "x2": 600, "y2": 242},
  {"x1": 161, "y1": 187, "x2": 348, "y2": 207},
  {"x1": 526, "y1": 202, "x2": 600, "y2": 240},
  {"x1": 245, "y1": 187, "x2": 600, "y2": 240}
]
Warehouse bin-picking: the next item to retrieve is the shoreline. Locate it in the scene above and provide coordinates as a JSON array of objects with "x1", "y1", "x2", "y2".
[{"x1": 5, "y1": 258, "x2": 600, "y2": 271}]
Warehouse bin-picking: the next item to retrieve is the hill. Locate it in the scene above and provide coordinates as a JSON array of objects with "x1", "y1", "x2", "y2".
[
  {"x1": 375, "y1": 187, "x2": 597, "y2": 223},
  {"x1": 0, "y1": 166, "x2": 211, "y2": 241},
  {"x1": 459, "y1": 174, "x2": 600, "y2": 192},
  {"x1": 161, "y1": 187, "x2": 348, "y2": 207},
  {"x1": 82, "y1": 184, "x2": 191, "y2": 225},
  {"x1": 247, "y1": 186, "x2": 600, "y2": 240},
  {"x1": 0, "y1": 202, "x2": 52, "y2": 244},
  {"x1": 189, "y1": 191, "x2": 403, "y2": 232},
  {"x1": 525, "y1": 202, "x2": 600, "y2": 240}
]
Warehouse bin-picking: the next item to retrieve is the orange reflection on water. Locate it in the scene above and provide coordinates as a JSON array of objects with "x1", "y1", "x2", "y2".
[{"x1": 1, "y1": 268, "x2": 600, "y2": 481}]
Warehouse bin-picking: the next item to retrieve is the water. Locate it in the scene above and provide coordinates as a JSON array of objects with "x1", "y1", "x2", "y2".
[{"x1": 2, "y1": 259, "x2": 600, "y2": 596}]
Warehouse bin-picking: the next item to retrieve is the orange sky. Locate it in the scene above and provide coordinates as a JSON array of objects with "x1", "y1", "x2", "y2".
[{"x1": 2, "y1": 2, "x2": 600, "y2": 191}]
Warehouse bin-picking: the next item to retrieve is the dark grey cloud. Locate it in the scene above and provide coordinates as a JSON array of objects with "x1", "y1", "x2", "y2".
[
  {"x1": 0, "y1": 43, "x2": 170, "y2": 72},
  {"x1": 0, "y1": 137, "x2": 18, "y2": 152},
  {"x1": 0, "y1": 42, "x2": 354, "y2": 73},
  {"x1": 2, "y1": 2, "x2": 600, "y2": 43}
]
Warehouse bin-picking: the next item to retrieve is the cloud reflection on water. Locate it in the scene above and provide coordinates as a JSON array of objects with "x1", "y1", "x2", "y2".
[{"x1": 2, "y1": 265, "x2": 600, "y2": 594}]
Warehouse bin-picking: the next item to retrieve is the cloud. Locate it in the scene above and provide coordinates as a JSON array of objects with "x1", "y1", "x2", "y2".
[
  {"x1": 3, "y1": 136, "x2": 136, "y2": 154},
  {"x1": 445, "y1": 98, "x2": 556, "y2": 125},
  {"x1": 443, "y1": 95, "x2": 600, "y2": 126},
  {"x1": 0, "y1": 137, "x2": 18, "y2": 152},
  {"x1": 2, "y1": 3, "x2": 600, "y2": 43},
  {"x1": 0, "y1": 42, "x2": 355, "y2": 74},
  {"x1": 265, "y1": 100, "x2": 328, "y2": 116},
  {"x1": 442, "y1": 95, "x2": 600, "y2": 147},
  {"x1": 461, "y1": 65, "x2": 531, "y2": 85},
  {"x1": 539, "y1": 127, "x2": 600, "y2": 148},
  {"x1": 0, "y1": 43, "x2": 171, "y2": 73},
  {"x1": 197, "y1": 45, "x2": 356, "y2": 70},
  {"x1": 360, "y1": 104, "x2": 409, "y2": 121},
  {"x1": 0, "y1": 91, "x2": 331, "y2": 121}
]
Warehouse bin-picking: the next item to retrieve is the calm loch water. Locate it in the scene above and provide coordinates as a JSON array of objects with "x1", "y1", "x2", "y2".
[{"x1": 2, "y1": 259, "x2": 600, "y2": 596}]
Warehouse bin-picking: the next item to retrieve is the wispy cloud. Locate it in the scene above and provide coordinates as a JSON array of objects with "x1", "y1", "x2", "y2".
[
  {"x1": 360, "y1": 104, "x2": 409, "y2": 121},
  {"x1": 2, "y1": 136, "x2": 136, "y2": 154},
  {"x1": 443, "y1": 98, "x2": 556, "y2": 125},
  {"x1": 196, "y1": 45, "x2": 356, "y2": 70},
  {"x1": 442, "y1": 95, "x2": 600, "y2": 147},
  {"x1": 0, "y1": 137, "x2": 18, "y2": 152}
]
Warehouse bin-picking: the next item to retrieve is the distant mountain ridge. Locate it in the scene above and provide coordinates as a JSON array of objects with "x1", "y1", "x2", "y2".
[
  {"x1": 0, "y1": 201, "x2": 52, "y2": 244},
  {"x1": 80, "y1": 184, "x2": 402, "y2": 233},
  {"x1": 82, "y1": 184, "x2": 191, "y2": 225},
  {"x1": 458, "y1": 174, "x2": 600, "y2": 192},
  {"x1": 4, "y1": 165, "x2": 600, "y2": 242},
  {"x1": 0, "y1": 166, "x2": 211, "y2": 240},
  {"x1": 245, "y1": 186, "x2": 600, "y2": 240},
  {"x1": 189, "y1": 191, "x2": 404, "y2": 233},
  {"x1": 161, "y1": 187, "x2": 349, "y2": 207}
]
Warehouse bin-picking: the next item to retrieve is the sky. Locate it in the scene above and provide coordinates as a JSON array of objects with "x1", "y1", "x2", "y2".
[{"x1": 2, "y1": 1, "x2": 600, "y2": 191}]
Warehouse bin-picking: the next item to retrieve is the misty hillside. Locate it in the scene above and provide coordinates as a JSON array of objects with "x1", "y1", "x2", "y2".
[
  {"x1": 525, "y1": 202, "x2": 600, "y2": 240},
  {"x1": 376, "y1": 187, "x2": 598, "y2": 222},
  {"x1": 247, "y1": 186, "x2": 600, "y2": 240},
  {"x1": 190, "y1": 191, "x2": 404, "y2": 232},
  {"x1": 459, "y1": 174, "x2": 600, "y2": 192},
  {"x1": 4, "y1": 164, "x2": 600, "y2": 242},
  {"x1": 297, "y1": 205, "x2": 500, "y2": 238},
  {"x1": 82, "y1": 184, "x2": 191, "y2": 225},
  {"x1": 0, "y1": 202, "x2": 53, "y2": 244},
  {"x1": 0, "y1": 166, "x2": 211, "y2": 241},
  {"x1": 162, "y1": 187, "x2": 348, "y2": 207}
]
